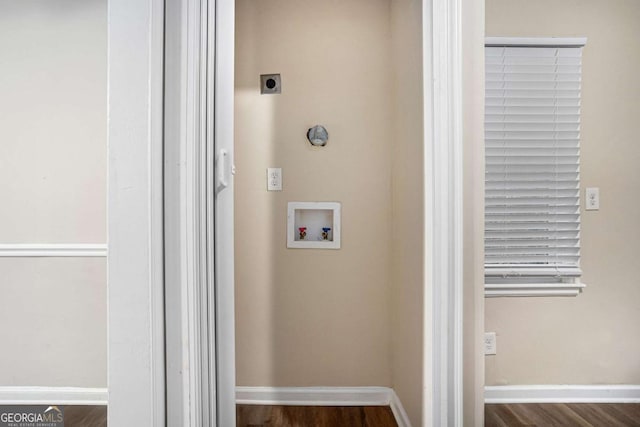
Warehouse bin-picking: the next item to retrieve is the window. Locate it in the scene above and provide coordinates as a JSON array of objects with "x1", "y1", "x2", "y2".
[{"x1": 484, "y1": 38, "x2": 587, "y2": 297}]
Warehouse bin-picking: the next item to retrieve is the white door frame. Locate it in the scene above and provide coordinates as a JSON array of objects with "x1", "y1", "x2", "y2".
[
  {"x1": 107, "y1": 0, "x2": 166, "y2": 425},
  {"x1": 423, "y1": 0, "x2": 465, "y2": 425},
  {"x1": 108, "y1": 0, "x2": 468, "y2": 425}
]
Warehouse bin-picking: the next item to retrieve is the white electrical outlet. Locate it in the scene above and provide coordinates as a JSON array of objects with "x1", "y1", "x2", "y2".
[
  {"x1": 484, "y1": 332, "x2": 497, "y2": 355},
  {"x1": 267, "y1": 168, "x2": 282, "y2": 191},
  {"x1": 585, "y1": 187, "x2": 599, "y2": 210}
]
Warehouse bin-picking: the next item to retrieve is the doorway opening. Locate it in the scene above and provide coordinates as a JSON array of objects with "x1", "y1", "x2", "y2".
[{"x1": 233, "y1": 1, "x2": 425, "y2": 425}]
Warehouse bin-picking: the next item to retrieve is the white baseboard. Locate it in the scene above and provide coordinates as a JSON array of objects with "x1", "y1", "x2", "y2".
[
  {"x1": 236, "y1": 386, "x2": 411, "y2": 427},
  {"x1": 236, "y1": 386, "x2": 390, "y2": 406},
  {"x1": 0, "y1": 387, "x2": 108, "y2": 405},
  {"x1": 485, "y1": 385, "x2": 640, "y2": 403},
  {"x1": 389, "y1": 389, "x2": 412, "y2": 427}
]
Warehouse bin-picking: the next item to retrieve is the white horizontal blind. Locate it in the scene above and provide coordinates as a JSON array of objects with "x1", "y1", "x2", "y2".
[{"x1": 485, "y1": 43, "x2": 583, "y2": 281}]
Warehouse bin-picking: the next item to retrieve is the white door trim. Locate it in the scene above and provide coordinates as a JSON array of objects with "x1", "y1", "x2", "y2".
[
  {"x1": 107, "y1": 0, "x2": 166, "y2": 425},
  {"x1": 424, "y1": 0, "x2": 464, "y2": 425}
]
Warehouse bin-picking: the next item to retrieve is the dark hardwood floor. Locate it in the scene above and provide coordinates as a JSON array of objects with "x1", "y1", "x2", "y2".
[
  {"x1": 486, "y1": 403, "x2": 640, "y2": 427},
  {"x1": 236, "y1": 405, "x2": 398, "y2": 427},
  {"x1": 62, "y1": 405, "x2": 107, "y2": 427},
  {"x1": 55, "y1": 402, "x2": 640, "y2": 426},
  {"x1": 59, "y1": 404, "x2": 397, "y2": 426}
]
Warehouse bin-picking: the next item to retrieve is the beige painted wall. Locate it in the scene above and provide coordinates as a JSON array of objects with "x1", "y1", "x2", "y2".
[
  {"x1": 0, "y1": 0, "x2": 107, "y2": 387},
  {"x1": 390, "y1": 0, "x2": 424, "y2": 424},
  {"x1": 235, "y1": 0, "x2": 393, "y2": 387},
  {"x1": 486, "y1": 0, "x2": 640, "y2": 385},
  {"x1": 0, "y1": 0, "x2": 106, "y2": 243},
  {"x1": 0, "y1": 259, "x2": 106, "y2": 387}
]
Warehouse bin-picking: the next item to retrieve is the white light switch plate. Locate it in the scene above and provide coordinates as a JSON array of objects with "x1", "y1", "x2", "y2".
[
  {"x1": 267, "y1": 168, "x2": 282, "y2": 191},
  {"x1": 586, "y1": 187, "x2": 599, "y2": 210},
  {"x1": 484, "y1": 332, "x2": 497, "y2": 355}
]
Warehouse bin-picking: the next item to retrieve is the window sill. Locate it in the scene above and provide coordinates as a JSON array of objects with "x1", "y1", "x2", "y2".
[{"x1": 485, "y1": 283, "x2": 586, "y2": 298}]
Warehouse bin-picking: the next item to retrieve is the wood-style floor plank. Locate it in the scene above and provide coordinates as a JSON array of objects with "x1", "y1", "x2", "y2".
[
  {"x1": 485, "y1": 403, "x2": 530, "y2": 427},
  {"x1": 566, "y1": 403, "x2": 634, "y2": 427},
  {"x1": 236, "y1": 405, "x2": 398, "y2": 427},
  {"x1": 63, "y1": 405, "x2": 107, "y2": 427},
  {"x1": 534, "y1": 403, "x2": 592, "y2": 426},
  {"x1": 486, "y1": 403, "x2": 640, "y2": 427},
  {"x1": 600, "y1": 404, "x2": 640, "y2": 427},
  {"x1": 363, "y1": 405, "x2": 398, "y2": 426}
]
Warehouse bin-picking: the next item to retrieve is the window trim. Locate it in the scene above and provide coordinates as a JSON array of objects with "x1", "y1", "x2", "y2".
[
  {"x1": 485, "y1": 37, "x2": 587, "y2": 48},
  {"x1": 484, "y1": 37, "x2": 587, "y2": 298},
  {"x1": 485, "y1": 282, "x2": 586, "y2": 298}
]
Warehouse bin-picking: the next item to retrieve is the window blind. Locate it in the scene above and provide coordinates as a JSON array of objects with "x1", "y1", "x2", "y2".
[{"x1": 485, "y1": 43, "x2": 583, "y2": 281}]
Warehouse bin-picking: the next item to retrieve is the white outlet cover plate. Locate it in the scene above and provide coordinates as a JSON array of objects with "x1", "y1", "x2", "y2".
[
  {"x1": 484, "y1": 332, "x2": 497, "y2": 355},
  {"x1": 585, "y1": 187, "x2": 599, "y2": 210},
  {"x1": 267, "y1": 168, "x2": 282, "y2": 191}
]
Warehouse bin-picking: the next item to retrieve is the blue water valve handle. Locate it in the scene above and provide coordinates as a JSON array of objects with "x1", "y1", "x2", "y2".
[{"x1": 321, "y1": 227, "x2": 331, "y2": 240}]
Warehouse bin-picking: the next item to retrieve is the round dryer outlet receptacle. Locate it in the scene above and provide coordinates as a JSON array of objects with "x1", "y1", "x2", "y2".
[{"x1": 260, "y1": 74, "x2": 281, "y2": 94}]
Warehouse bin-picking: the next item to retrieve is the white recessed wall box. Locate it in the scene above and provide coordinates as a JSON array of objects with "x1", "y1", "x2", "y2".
[{"x1": 287, "y1": 202, "x2": 341, "y2": 249}]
